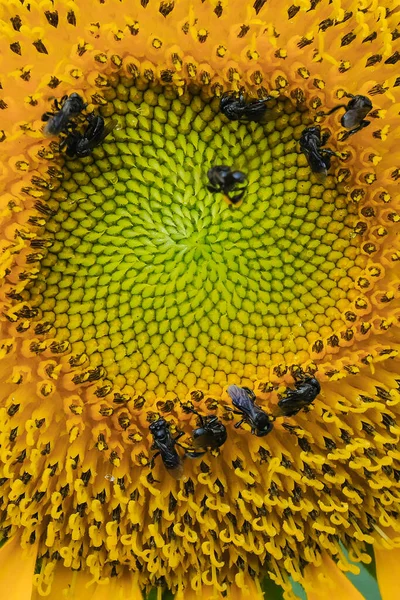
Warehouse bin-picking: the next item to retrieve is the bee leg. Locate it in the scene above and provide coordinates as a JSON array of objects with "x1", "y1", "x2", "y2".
[
  {"x1": 144, "y1": 453, "x2": 159, "y2": 468},
  {"x1": 180, "y1": 404, "x2": 205, "y2": 426},
  {"x1": 185, "y1": 449, "x2": 206, "y2": 459},
  {"x1": 207, "y1": 184, "x2": 220, "y2": 193},
  {"x1": 320, "y1": 131, "x2": 331, "y2": 146},
  {"x1": 174, "y1": 431, "x2": 185, "y2": 443},
  {"x1": 228, "y1": 189, "x2": 245, "y2": 204},
  {"x1": 340, "y1": 119, "x2": 370, "y2": 141},
  {"x1": 41, "y1": 111, "x2": 55, "y2": 122},
  {"x1": 234, "y1": 419, "x2": 244, "y2": 429},
  {"x1": 317, "y1": 103, "x2": 347, "y2": 117}
]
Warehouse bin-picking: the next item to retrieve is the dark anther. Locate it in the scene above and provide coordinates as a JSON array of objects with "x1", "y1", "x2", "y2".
[
  {"x1": 9, "y1": 427, "x2": 18, "y2": 443},
  {"x1": 33, "y1": 40, "x2": 48, "y2": 54},
  {"x1": 253, "y1": 0, "x2": 267, "y2": 15},
  {"x1": 183, "y1": 512, "x2": 192, "y2": 526},
  {"x1": 359, "y1": 395, "x2": 374, "y2": 404},
  {"x1": 32, "y1": 491, "x2": 45, "y2": 504},
  {"x1": 159, "y1": 1, "x2": 174, "y2": 17},
  {"x1": 368, "y1": 83, "x2": 389, "y2": 95},
  {"x1": 288, "y1": 5, "x2": 300, "y2": 19},
  {"x1": 273, "y1": 364, "x2": 287, "y2": 377},
  {"x1": 67, "y1": 10, "x2": 76, "y2": 25},
  {"x1": 366, "y1": 54, "x2": 382, "y2": 67},
  {"x1": 345, "y1": 311, "x2": 357, "y2": 322},
  {"x1": 160, "y1": 69, "x2": 173, "y2": 82},
  {"x1": 232, "y1": 458, "x2": 243, "y2": 470},
  {"x1": 94, "y1": 386, "x2": 111, "y2": 398},
  {"x1": 169, "y1": 493, "x2": 177, "y2": 512},
  {"x1": 88, "y1": 366, "x2": 103, "y2": 381},
  {"x1": 81, "y1": 470, "x2": 91, "y2": 486},
  {"x1": 363, "y1": 31, "x2": 377, "y2": 43},
  {"x1": 44, "y1": 10, "x2": 58, "y2": 27},
  {"x1": 21, "y1": 472, "x2": 32, "y2": 485},
  {"x1": 10, "y1": 42, "x2": 21, "y2": 55},
  {"x1": 10, "y1": 16, "x2": 22, "y2": 31},
  {"x1": 341, "y1": 32, "x2": 356, "y2": 46},
  {"x1": 127, "y1": 23, "x2": 139, "y2": 35},
  {"x1": 258, "y1": 447, "x2": 271, "y2": 463},
  {"x1": 280, "y1": 455, "x2": 293, "y2": 469},
  {"x1": 361, "y1": 422, "x2": 375, "y2": 435},
  {"x1": 382, "y1": 414, "x2": 396, "y2": 429},
  {"x1": 97, "y1": 490, "x2": 106, "y2": 504},
  {"x1": 191, "y1": 390, "x2": 204, "y2": 402},
  {"x1": 214, "y1": 1, "x2": 223, "y2": 17},
  {"x1": 215, "y1": 479, "x2": 225, "y2": 497},
  {"x1": 76, "y1": 502, "x2": 87, "y2": 517},
  {"x1": 133, "y1": 395, "x2": 145, "y2": 408},
  {"x1": 298, "y1": 36, "x2": 313, "y2": 48},
  {"x1": 322, "y1": 464, "x2": 335, "y2": 476},
  {"x1": 268, "y1": 482, "x2": 280, "y2": 497},
  {"x1": 112, "y1": 505, "x2": 122, "y2": 522},
  {"x1": 200, "y1": 461, "x2": 210, "y2": 473},
  {"x1": 341, "y1": 329, "x2": 354, "y2": 341},
  {"x1": 183, "y1": 479, "x2": 194, "y2": 497},
  {"x1": 7, "y1": 404, "x2": 20, "y2": 417},
  {"x1": 376, "y1": 387, "x2": 391, "y2": 401},
  {"x1": 385, "y1": 51, "x2": 400, "y2": 64},
  {"x1": 319, "y1": 18, "x2": 334, "y2": 31},
  {"x1": 298, "y1": 438, "x2": 311, "y2": 452},
  {"x1": 237, "y1": 24, "x2": 250, "y2": 38},
  {"x1": 57, "y1": 484, "x2": 69, "y2": 500},
  {"x1": 324, "y1": 437, "x2": 337, "y2": 450},
  {"x1": 48, "y1": 76, "x2": 61, "y2": 89},
  {"x1": 392, "y1": 29, "x2": 400, "y2": 41},
  {"x1": 118, "y1": 413, "x2": 131, "y2": 429},
  {"x1": 114, "y1": 393, "x2": 131, "y2": 404},
  {"x1": 312, "y1": 339, "x2": 324, "y2": 353},
  {"x1": 327, "y1": 335, "x2": 339, "y2": 347}
]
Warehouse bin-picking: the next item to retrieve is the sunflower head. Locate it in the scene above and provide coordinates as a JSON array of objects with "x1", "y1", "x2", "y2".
[{"x1": 0, "y1": 1, "x2": 400, "y2": 599}]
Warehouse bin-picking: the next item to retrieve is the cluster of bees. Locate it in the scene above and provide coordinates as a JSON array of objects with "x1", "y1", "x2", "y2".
[
  {"x1": 41, "y1": 89, "x2": 373, "y2": 205},
  {"x1": 39, "y1": 90, "x2": 368, "y2": 478},
  {"x1": 148, "y1": 372, "x2": 320, "y2": 478},
  {"x1": 210, "y1": 91, "x2": 373, "y2": 204},
  {"x1": 41, "y1": 92, "x2": 117, "y2": 157}
]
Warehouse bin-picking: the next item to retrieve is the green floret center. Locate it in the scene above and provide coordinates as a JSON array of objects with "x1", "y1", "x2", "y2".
[{"x1": 28, "y1": 78, "x2": 362, "y2": 398}]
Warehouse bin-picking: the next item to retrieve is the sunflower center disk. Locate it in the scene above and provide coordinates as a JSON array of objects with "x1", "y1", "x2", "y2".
[{"x1": 29, "y1": 79, "x2": 362, "y2": 398}]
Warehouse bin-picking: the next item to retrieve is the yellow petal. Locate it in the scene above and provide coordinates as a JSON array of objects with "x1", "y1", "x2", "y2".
[
  {"x1": 31, "y1": 565, "x2": 143, "y2": 600},
  {"x1": 374, "y1": 547, "x2": 400, "y2": 600},
  {"x1": 305, "y1": 555, "x2": 365, "y2": 600},
  {"x1": 0, "y1": 536, "x2": 38, "y2": 600}
]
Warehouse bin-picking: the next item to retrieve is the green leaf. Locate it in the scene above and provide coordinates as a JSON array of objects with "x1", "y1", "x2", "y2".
[
  {"x1": 364, "y1": 543, "x2": 377, "y2": 580},
  {"x1": 261, "y1": 575, "x2": 284, "y2": 599}
]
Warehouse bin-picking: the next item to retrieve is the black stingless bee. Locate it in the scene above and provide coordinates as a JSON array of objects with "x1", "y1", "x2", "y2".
[
  {"x1": 299, "y1": 126, "x2": 340, "y2": 177},
  {"x1": 220, "y1": 92, "x2": 273, "y2": 122},
  {"x1": 207, "y1": 166, "x2": 247, "y2": 205},
  {"x1": 41, "y1": 93, "x2": 87, "y2": 136},
  {"x1": 277, "y1": 371, "x2": 321, "y2": 417},
  {"x1": 148, "y1": 417, "x2": 184, "y2": 479},
  {"x1": 227, "y1": 385, "x2": 274, "y2": 437},
  {"x1": 320, "y1": 94, "x2": 372, "y2": 141},
  {"x1": 181, "y1": 405, "x2": 227, "y2": 457},
  {"x1": 60, "y1": 113, "x2": 117, "y2": 158}
]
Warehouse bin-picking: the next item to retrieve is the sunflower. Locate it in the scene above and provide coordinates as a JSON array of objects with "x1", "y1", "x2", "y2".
[{"x1": 0, "y1": 0, "x2": 399, "y2": 599}]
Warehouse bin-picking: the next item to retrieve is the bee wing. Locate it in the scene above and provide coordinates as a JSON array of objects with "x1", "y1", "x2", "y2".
[
  {"x1": 192, "y1": 431, "x2": 214, "y2": 449},
  {"x1": 98, "y1": 119, "x2": 119, "y2": 143},
  {"x1": 167, "y1": 462, "x2": 184, "y2": 479}
]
